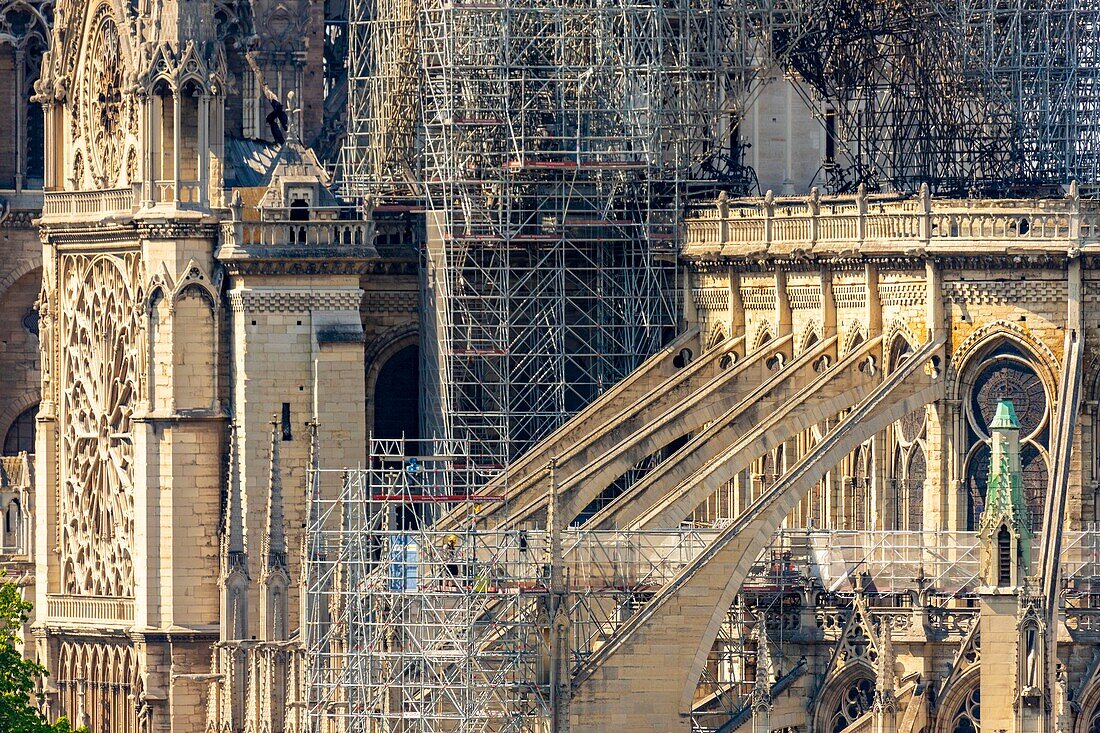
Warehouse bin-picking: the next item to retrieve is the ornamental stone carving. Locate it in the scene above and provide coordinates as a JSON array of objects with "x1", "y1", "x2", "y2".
[{"x1": 58, "y1": 252, "x2": 142, "y2": 596}]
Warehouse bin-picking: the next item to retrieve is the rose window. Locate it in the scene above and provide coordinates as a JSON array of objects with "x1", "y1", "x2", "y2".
[{"x1": 59, "y1": 254, "x2": 140, "y2": 596}]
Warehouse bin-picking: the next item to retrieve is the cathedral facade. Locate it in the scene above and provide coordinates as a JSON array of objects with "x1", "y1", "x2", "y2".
[{"x1": 0, "y1": 0, "x2": 1099, "y2": 732}]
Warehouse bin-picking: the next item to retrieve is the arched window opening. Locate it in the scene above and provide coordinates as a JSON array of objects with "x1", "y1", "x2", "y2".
[
  {"x1": 949, "y1": 685, "x2": 980, "y2": 733},
  {"x1": 963, "y1": 346, "x2": 1048, "y2": 530},
  {"x1": 845, "y1": 330, "x2": 865, "y2": 355},
  {"x1": 3, "y1": 405, "x2": 36, "y2": 455},
  {"x1": 828, "y1": 675, "x2": 876, "y2": 732},
  {"x1": 904, "y1": 446, "x2": 926, "y2": 531},
  {"x1": 754, "y1": 328, "x2": 773, "y2": 350},
  {"x1": 4, "y1": 499, "x2": 19, "y2": 535},
  {"x1": 289, "y1": 197, "x2": 310, "y2": 221},
  {"x1": 2, "y1": 499, "x2": 21, "y2": 552},
  {"x1": 373, "y1": 345, "x2": 421, "y2": 445},
  {"x1": 152, "y1": 79, "x2": 174, "y2": 185},
  {"x1": 889, "y1": 335, "x2": 913, "y2": 372},
  {"x1": 997, "y1": 524, "x2": 1011, "y2": 586},
  {"x1": 803, "y1": 331, "x2": 820, "y2": 355},
  {"x1": 849, "y1": 445, "x2": 870, "y2": 530},
  {"x1": 26, "y1": 96, "x2": 44, "y2": 185},
  {"x1": 1087, "y1": 700, "x2": 1100, "y2": 733}
]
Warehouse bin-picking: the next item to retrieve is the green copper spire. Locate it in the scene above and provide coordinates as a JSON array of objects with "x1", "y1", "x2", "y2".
[
  {"x1": 979, "y1": 399, "x2": 1032, "y2": 573},
  {"x1": 989, "y1": 399, "x2": 1020, "y2": 430}
]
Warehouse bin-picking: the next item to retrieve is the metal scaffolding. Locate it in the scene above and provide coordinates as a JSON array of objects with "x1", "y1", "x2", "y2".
[
  {"x1": 340, "y1": 0, "x2": 1100, "y2": 474},
  {"x1": 303, "y1": 439, "x2": 721, "y2": 732},
  {"x1": 412, "y1": 0, "x2": 811, "y2": 468},
  {"x1": 343, "y1": 0, "x2": 813, "y2": 470},
  {"x1": 302, "y1": 440, "x2": 549, "y2": 733},
  {"x1": 303, "y1": 441, "x2": 1100, "y2": 733},
  {"x1": 780, "y1": 0, "x2": 1100, "y2": 195},
  {"x1": 341, "y1": 0, "x2": 420, "y2": 195}
]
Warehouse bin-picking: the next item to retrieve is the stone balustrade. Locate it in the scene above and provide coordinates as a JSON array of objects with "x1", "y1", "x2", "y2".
[
  {"x1": 41, "y1": 187, "x2": 135, "y2": 218},
  {"x1": 221, "y1": 217, "x2": 374, "y2": 249},
  {"x1": 685, "y1": 186, "x2": 1100, "y2": 253},
  {"x1": 152, "y1": 179, "x2": 204, "y2": 206},
  {"x1": 46, "y1": 594, "x2": 134, "y2": 624}
]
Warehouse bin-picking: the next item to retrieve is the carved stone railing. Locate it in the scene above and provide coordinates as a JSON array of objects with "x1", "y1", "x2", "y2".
[
  {"x1": 220, "y1": 218, "x2": 375, "y2": 249},
  {"x1": 685, "y1": 186, "x2": 1100, "y2": 253},
  {"x1": 41, "y1": 187, "x2": 135, "y2": 218},
  {"x1": 46, "y1": 594, "x2": 134, "y2": 624},
  {"x1": 152, "y1": 179, "x2": 204, "y2": 206},
  {"x1": 1066, "y1": 609, "x2": 1100, "y2": 640}
]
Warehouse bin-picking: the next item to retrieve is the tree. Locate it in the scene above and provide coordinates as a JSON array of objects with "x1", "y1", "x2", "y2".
[{"x1": 0, "y1": 570, "x2": 82, "y2": 732}]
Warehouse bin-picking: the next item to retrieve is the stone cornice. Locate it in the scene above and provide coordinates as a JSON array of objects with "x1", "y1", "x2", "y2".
[
  {"x1": 227, "y1": 286, "x2": 365, "y2": 313},
  {"x1": 41, "y1": 223, "x2": 144, "y2": 249},
  {"x1": 216, "y1": 248, "x2": 417, "y2": 276}
]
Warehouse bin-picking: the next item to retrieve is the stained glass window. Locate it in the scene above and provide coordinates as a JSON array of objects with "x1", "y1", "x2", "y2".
[
  {"x1": 829, "y1": 676, "x2": 875, "y2": 732},
  {"x1": 950, "y1": 685, "x2": 980, "y2": 733},
  {"x1": 890, "y1": 337, "x2": 926, "y2": 530},
  {"x1": 3, "y1": 405, "x2": 37, "y2": 456},
  {"x1": 964, "y1": 346, "x2": 1048, "y2": 531}
]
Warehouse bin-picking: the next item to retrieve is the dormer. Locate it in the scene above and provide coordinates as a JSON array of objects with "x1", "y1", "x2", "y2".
[{"x1": 218, "y1": 99, "x2": 377, "y2": 263}]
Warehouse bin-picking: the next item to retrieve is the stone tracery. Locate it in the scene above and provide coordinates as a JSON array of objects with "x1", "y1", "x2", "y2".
[
  {"x1": 963, "y1": 344, "x2": 1050, "y2": 531},
  {"x1": 82, "y1": 6, "x2": 123, "y2": 184},
  {"x1": 58, "y1": 252, "x2": 142, "y2": 596}
]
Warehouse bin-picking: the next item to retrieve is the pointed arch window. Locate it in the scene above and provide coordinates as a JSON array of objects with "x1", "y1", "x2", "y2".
[
  {"x1": 3, "y1": 404, "x2": 36, "y2": 455},
  {"x1": 1087, "y1": 700, "x2": 1100, "y2": 733},
  {"x1": 889, "y1": 337, "x2": 926, "y2": 530},
  {"x1": 963, "y1": 345, "x2": 1048, "y2": 531},
  {"x1": 827, "y1": 675, "x2": 876, "y2": 732},
  {"x1": 949, "y1": 685, "x2": 980, "y2": 733}
]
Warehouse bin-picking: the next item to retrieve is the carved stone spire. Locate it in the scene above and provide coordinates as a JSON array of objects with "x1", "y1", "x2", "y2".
[
  {"x1": 219, "y1": 422, "x2": 249, "y2": 642},
  {"x1": 263, "y1": 416, "x2": 288, "y2": 574},
  {"x1": 873, "y1": 625, "x2": 898, "y2": 733},
  {"x1": 260, "y1": 416, "x2": 290, "y2": 642},
  {"x1": 225, "y1": 423, "x2": 246, "y2": 563},
  {"x1": 751, "y1": 613, "x2": 772, "y2": 733},
  {"x1": 978, "y1": 399, "x2": 1032, "y2": 588},
  {"x1": 302, "y1": 419, "x2": 322, "y2": 564},
  {"x1": 300, "y1": 419, "x2": 326, "y2": 631}
]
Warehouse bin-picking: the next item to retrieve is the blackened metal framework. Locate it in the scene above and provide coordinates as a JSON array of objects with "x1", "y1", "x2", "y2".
[
  {"x1": 780, "y1": 0, "x2": 1100, "y2": 195},
  {"x1": 340, "y1": 0, "x2": 1100, "y2": 471}
]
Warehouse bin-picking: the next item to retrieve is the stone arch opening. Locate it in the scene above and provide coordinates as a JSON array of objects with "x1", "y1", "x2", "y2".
[
  {"x1": 1075, "y1": 682, "x2": 1100, "y2": 733},
  {"x1": 813, "y1": 666, "x2": 877, "y2": 733},
  {"x1": 2, "y1": 497, "x2": 22, "y2": 551},
  {"x1": 289, "y1": 196, "x2": 310, "y2": 221},
  {"x1": 3, "y1": 403, "x2": 36, "y2": 455},
  {"x1": 800, "y1": 328, "x2": 821, "y2": 355},
  {"x1": 173, "y1": 285, "x2": 217, "y2": 411},
  {"x1": 944, "y1": 682, "x2": 980, "y2": 733},
  {"x1": 373, "y1": 343, "x2": 421, "y2": 443},
  {"x1": 888, "y1": 332, "x2": 926, "y2": 530},
  {"x1": 0, "y1": 266, "x2": 42, "y2": 439},
  {"x1": 706, "y1": 324, "x2": 727, "y2": 350},
  {"x1": 958, "y1": 341, "x2": 1050, "y2": 531}
]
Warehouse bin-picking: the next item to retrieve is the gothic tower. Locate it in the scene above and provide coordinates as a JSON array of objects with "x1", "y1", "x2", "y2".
[
  {"x1": 30, "y1": 0, "x2": 376, "y2": 726},
  {"x1": 33, "y1": 0, "x2": 227, "y2": 728}
]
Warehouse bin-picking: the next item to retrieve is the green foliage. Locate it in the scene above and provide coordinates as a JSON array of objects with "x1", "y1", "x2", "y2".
[{"x1": 0, "y1": 571, "x2": 83, "y2": 733}]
